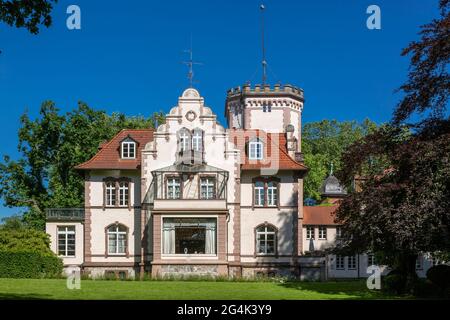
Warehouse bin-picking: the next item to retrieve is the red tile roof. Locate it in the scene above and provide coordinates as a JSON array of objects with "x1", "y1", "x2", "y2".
[
  {"x1": 75, "y1": 129, "x2": 154, "y2": 170},
  {"x1": 229, "y1": 129, "x2": 308, "y2": 171},
  {"x1": 303, "y1": 205, "x2": 340, "y2": 225}
]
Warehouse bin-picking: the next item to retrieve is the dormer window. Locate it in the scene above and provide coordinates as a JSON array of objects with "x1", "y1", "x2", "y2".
[
  {"x1": 121, "y1": 140, "x2": 136, "y2": 159},
  {"x1": 249, "y1": 140, "x2": 263, "y2": 160}
]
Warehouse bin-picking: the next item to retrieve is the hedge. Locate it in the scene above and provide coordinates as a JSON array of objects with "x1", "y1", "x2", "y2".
[{"x1": 0, "y1": 251, "x2": 63, "y2": 278}]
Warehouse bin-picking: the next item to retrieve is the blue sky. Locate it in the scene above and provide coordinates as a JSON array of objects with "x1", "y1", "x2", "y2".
[{"x1": 0, "y1": 0, "x2": 440, "y2": 218}]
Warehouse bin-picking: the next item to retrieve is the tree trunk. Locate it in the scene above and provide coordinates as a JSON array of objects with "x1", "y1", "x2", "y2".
[{"x1": 397, "y1": 253, "x2": 418, "y2": 294}]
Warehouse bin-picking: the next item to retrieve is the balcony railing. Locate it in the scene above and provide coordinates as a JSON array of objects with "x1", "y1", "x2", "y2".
[{"x1": 46, "y1": 208, "x2": 85, "y2": 221}]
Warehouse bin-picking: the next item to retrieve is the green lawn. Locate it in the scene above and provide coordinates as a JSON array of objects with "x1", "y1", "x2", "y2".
[{"x1": 0, "y1": 278, "x2": 405, "y2": 300}]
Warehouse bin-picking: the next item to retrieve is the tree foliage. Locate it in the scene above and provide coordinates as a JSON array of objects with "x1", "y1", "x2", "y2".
[
  {"x1": 394, "y1": 0, "x2": 450, "y2": 124},
  {"x1": 302, "y1": 119, "x2": 377, "y2": 201},
  {"x1": 0, "y1": 101, "x2": 164, "y2": 229},
  {"x1": 334, "y1": 0, "x2": 450, "y2": 293},
  {"x1": 0, "y1": 0, "x2": 57, "y2": 34}
]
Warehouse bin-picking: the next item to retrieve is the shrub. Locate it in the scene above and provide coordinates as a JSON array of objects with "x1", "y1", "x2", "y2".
[
  {"x1": 0, "y1": 229, "x2": 54, "y2": 256},
  {"x1": 382, "y1": 270, "x2": 406, "y2": 295},
  {"x1": 413, "y1": 278, "x2": 440, "y2": 298},
  {"x1": 426, "y1": 265, "x2": 450, "y2": 293},
  {"x1": 0, "y1": 251, "x2": 63, "y2": 278}
]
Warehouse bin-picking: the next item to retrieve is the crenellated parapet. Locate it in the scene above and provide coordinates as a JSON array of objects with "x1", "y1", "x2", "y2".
[{"x1": 226, "y1": 83, "x2": 304, "y2": 100}]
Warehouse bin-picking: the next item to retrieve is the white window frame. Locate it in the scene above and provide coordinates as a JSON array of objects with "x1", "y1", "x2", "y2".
[
  {"x1": 368, "y1": 254, "x2": 376, "y2": 266},
  {"x1": 249, "y1": 140, "x2": 263, "y2": 160},
  {"x1": 121, "y1": 141, "x2": 136, "y2": 159},
  {"x1": 256, "y1": 225, "x2": 276, "y2": 255},
  {"x1": 336, "y1": 255, "x2": 345, "y2": 270},
  {"x1": 167, "y1": 177, "x2": 181, "y2": 199},
  {"x1": 254, "y1": 182, "x2": 265, "y2": 206},
  {"x1": 318, "y1": 226, "x2": 327, "y2": 240},
  {"x1": 200, "y1": 177, "x2": 215, "y2": 199},
  {"x1": 416, "y1": 256, "x2": 423, "y2": 270},
  {"x1": 107, "y1": 225, "x2": 127, "y2": 255},
  {"x1": 306, "y1": 226, "x2": 315, "y2": 240},
  {"x1": 57, "y1": 226, "x2": 76, "y2": 257},
  {"x1": 180, "y1": 132, "x2": 190, "y2": 152},
  {"x1": 348, "y1": 255, "x2": 357, "y2": 270},
  {"x1": 267, "y1": 182, "x2": 277, "y2": 206},
  {"x1": 192, "y1": 131, "x2": 202, "y2": 152},
  {"x1": 118, "y1": 181, "x2": 129, "y2": 206},
  {"x1": 106, "y1": 181, "x2": 116, "y2": 206}
]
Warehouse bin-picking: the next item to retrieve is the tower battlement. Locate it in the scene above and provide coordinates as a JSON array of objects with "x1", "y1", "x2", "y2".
[{"x1": 226, "y1": 83, "x2": 304, "y2": 101}]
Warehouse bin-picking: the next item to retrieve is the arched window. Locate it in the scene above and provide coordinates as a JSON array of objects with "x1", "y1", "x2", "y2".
[
  {"x1": 249, "y1": 139, "x2": 263, "y2": 160},
  {"x1": 256, "y1": 224, "x2": 277, "y2": 255},
  {"x1": 107, "y1": 224, "x2": 127, "y2": 255}
]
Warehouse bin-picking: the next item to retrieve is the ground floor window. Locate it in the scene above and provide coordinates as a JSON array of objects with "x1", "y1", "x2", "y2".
[
  {"x1": 162, "y1": 218, "x2": 217, "y2": 255},
  {"x1": 57, "y1": 226, "x2": 75, "y2": 257},
  {"x1": 107, "y1": 224, "x2": 127, "y2": 255},
  {"x1": 256, "y1": 224, "x2": 277, "y2": 255},
  {"x1": 336, "y1": 255, "x2": 345, "y2": 269},
  {"x1": 348, "y1": 255, "x2": 357, "y2": 269}
]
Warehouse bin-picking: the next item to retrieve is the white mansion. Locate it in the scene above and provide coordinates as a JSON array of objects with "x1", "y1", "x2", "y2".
[{"x1": 45, "y1": 85, "x2": 434, "y2": 279}]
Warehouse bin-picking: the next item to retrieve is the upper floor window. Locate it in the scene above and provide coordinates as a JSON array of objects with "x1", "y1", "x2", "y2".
[
  {"x1": 306, "y1": 226, "x2": 315, "y2": 240},
  {"x1": 103, "y1": 178, "x2": 131, "y2": 208},
  {"x1": 106, "y1": 181, "x2": 116, "y2": 206},
  {"x1": 200, "y1": 177, "x2": 215, "y2": 199},
  {"x1": 107, "y1": 224, "x2": 127, "y2": 255},
  {"x1": 267, "y1": 182, "x2": 278, "y2": 206},
  {"x1": 167, "y1": 177, "x2": 181, "y2": 199},
  {"x1": 192, "y1": 130, "x2": 203, "y2": 152},
  {"x1": 318, "y1": 226, "x2": 327, "y2": 240},
  {"x1": 121, "y1": 140, "x2": 136, "y2": 159},
  {"x1": 118, "y1": 181, "x2": 129, "y2": 206},
  {"x1": 256, "y1": 224, "x2": 277, "y2": 255},
  {"x1": 249, "y1": 140, "x2": 263, "y2": 160},
  {"x1": 179, "y1": 131, "x2": 191, "y2": 152},
  {"x1": 57, "y1": 226, "x2": 75, "y2": 257},
  {"x1": 254, "y1": 181, "x2": 265, "y2": 206},
  {"x1": 253, "y1": 177, "x2": 280, "y2": 208}
]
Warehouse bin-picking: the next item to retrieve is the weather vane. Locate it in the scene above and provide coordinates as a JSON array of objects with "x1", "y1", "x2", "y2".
[{"x1": 182, "y1": 36, "x2": 202, "y2": 88}]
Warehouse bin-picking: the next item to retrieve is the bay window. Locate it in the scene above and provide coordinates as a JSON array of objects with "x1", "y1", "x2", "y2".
[
  {"x1": 167, "y1": 177, "x2": 181, "y2": 199},
  {"x1": 200, "y1": 177, "x2": 215, "y2": 199},
  {"x1": 162, "y1": 218, "x2": 217, "y2": 255}
]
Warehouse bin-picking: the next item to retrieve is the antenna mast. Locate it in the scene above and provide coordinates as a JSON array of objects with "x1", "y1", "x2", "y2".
[
  {"x1": 182, "y1": 36, "x2": 202, "y2": 88},
  {"x1": 260, "y1": 4, "x2": 267, "y2": 85}
]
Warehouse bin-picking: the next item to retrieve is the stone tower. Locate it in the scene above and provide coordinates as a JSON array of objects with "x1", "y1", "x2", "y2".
[{"x1": 225, "y1": 83, "x2": 305, "y2": 152}]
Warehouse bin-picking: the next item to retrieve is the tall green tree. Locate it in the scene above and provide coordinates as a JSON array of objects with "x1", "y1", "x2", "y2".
[
  {"x1": 302, "y1": 119, "x2": 377, "y2": 201},
  {"x1": 334, "y1": 0, "x2": 450, "y2": 293},
  {"x1": 0, "y1": 101, "x2": 164, "y2": 229}
]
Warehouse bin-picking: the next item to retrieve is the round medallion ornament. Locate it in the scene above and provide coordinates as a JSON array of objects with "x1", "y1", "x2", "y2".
[{"x1": 185, "y1": 111, "x2": 197, "y2": 122}]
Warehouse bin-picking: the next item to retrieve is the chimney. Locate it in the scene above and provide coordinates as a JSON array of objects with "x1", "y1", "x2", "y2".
[{"x1": 285, "y1": 124, "x2": 296, "y2": 158}]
